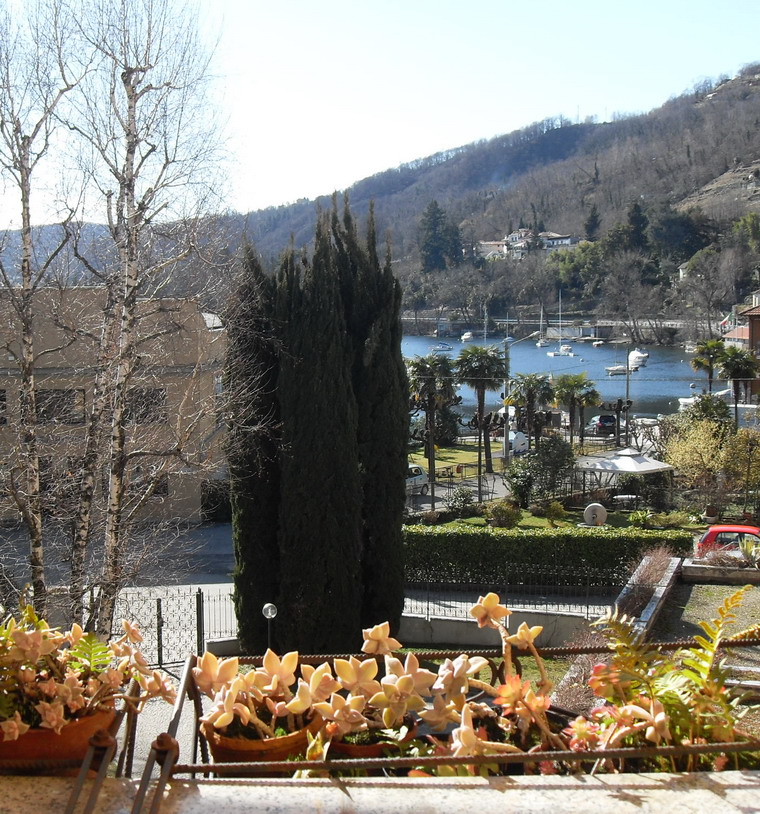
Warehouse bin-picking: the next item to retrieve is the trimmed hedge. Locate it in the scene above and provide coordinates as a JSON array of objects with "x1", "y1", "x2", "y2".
[{"x1": 402, "y1": 525, "x2": 694, "y2": 584}]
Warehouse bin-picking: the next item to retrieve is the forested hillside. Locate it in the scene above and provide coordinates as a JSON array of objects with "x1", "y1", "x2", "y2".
[
  {"x1": 219, "y1": 63, "x2": 760, "y2": 340},
  {"x1": 10, "y1": 64, "x2": 760, "y2": 337}
]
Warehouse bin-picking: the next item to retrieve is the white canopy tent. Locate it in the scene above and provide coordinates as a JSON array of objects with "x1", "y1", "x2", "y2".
[{"x1": 574, "y1": 447, "x2": 674, "y2": 497}]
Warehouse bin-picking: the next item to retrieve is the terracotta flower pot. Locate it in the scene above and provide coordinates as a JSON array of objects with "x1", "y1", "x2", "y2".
[
  {"x1": 201, "y1": 713, "x2": 322, "y2": 771},
  {"x1": 0, "y1": 709, "x2": 116, "y2": 771}
]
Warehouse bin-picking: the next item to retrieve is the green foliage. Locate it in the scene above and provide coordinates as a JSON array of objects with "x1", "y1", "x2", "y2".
[
  {"x1": 530, "y1": 436, "x2": 574, "y2": 499},
  {"x1": 591, "y1": 586, "x2": 760, "y2": 765},
  {"x1": 648, "y1": 510, "x2": 692, "y2": 529},
  {"x1": 418, "y1": 200, "x2": 462, "y2": 273},
  {"x1": 486, "y1": 499, "x2": 521, "y2": 528},
  {"x1": 629, "y1": 510, "x2": 651, "y2": 528},
  {"x1": 402, "y1": 525, "x2": 694, "y2": 584},
  {"x1": 544, "y1": 500, "x2": 566, "y2": 526},
  {"x1": 230, "y1": 202, "x2": 407, "y2": 652},
  {"x1": 68, "y1": 634, "x2": 113, "y2": 675},
  {"x1": 446, "y1": 485, "x2": 476, "y2": 517},
  {"x1": 505, "y1": 458, "x2": 534, "y2": 508}
]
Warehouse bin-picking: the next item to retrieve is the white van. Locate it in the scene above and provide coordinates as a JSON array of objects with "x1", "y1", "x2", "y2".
[{"x1": 406, "y1": 465, "x2": 429, "y2": 495}]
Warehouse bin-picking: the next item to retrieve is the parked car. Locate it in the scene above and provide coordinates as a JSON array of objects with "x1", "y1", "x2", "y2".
[
  {"x1": 406, "y1": 465, "x2": 429, "y2": 495},
  {"x1": 584, "y1": 414, "x2": 617, "y2": 436},
  {"x1": 695, "y1": 524, "x2": 760, "y2": 558}
]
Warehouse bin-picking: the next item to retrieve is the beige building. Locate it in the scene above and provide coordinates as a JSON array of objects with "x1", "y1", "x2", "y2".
[{"x1": 0, "y1": 288, "x2": 226, "y2": 523}]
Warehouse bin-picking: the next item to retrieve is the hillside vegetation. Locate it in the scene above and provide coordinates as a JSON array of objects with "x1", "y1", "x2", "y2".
[{"x1": 214, "y1": 65, "x2": 760, "y2": 339}]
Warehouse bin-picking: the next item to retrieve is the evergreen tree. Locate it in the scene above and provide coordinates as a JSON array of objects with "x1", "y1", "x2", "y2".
[
  {"x1": 334, "y1": 203, "x2": 408, "y2": 631},
  {"x1": 225, "y1": 248, "x2": 281, "y2": 652},
  {"x1": 626, "y1": 201, "x2": 649, "y2": 252},
  {"x1": 275, "y1": 218, "x2": 363, "y2": 652},
  {"x1": 228, "y1": 201, "x2": 407, "y2": 653},
  {"x1": 419, "y1": 199, "x2": 462, "y2": 272},
  {"x1": 584, "y1": 204, "x2": 601, "y2": 241}
]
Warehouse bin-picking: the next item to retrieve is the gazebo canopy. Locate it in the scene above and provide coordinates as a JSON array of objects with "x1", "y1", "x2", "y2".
[{"x1": 574, "y1": 447, "x2": 673, "y2": 476}]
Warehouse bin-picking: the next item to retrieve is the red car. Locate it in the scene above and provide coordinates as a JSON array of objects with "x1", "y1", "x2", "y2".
[{"x1": 695, "y1": 524, "x2": 760, "y2": 558}]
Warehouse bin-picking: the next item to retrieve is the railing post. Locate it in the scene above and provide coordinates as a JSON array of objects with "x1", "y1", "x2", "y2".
[
  {"x1": 156, "y1": 598, "x2": 164, "y2": 669},
  {"x1": 196, "y1": 588, "x2": 205, "y2": 655}
]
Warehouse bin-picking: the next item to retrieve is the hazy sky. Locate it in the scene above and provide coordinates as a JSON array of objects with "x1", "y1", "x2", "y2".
[{"x1": 203, "y1": 0, "x2": 760, "y2": 214}]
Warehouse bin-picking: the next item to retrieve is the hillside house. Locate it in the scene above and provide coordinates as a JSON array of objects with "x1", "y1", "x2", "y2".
[
  {"x1": 477, "y1": 229, "x2": 578, "y2": 260},
  {"x1": 0, "y1": 288, "x2": 225, "y2": 523}
]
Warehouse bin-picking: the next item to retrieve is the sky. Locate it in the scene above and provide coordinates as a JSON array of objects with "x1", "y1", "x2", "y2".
[{"x1": 202, "y1": 0, "x2": 760, "y2": 215}]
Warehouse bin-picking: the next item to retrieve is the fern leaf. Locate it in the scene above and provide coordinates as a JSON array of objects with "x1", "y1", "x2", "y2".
[{"x1": 68, "y1": 634, "x2": 112, "y2": 673}]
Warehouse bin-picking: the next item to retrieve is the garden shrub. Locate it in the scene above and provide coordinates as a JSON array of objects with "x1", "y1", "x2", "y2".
[
  {"x1": 629, "y1": 510, "x2": 651, "y2": 528},
  {"x1": 545, "y1": 501, "x2": 566, "y2": 526},
  {"x1": 487, "y1": 499, "x2": 521, "y2": 529},
  {"x1": 402, "y1": 525, "x2": 694, "y2": 584},
  {"x1": 446, "y1": 485, "x2": 476, "y2": 518}
]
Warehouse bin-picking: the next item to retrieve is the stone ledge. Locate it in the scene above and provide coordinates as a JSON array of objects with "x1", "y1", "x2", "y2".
[
  {"x1": 6, "y1": 770, "x2": 760, "y2": 813},
  {"x1": 681, "y1": 558, "x2": 760, "y2": 585}
]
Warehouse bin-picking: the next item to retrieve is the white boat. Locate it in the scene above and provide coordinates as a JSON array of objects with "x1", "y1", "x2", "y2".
[
  {"x1": 547, "y1": 344, "x2": 575, "y2": 357},
  {"x1": 606, "y1": 363, "x2": 638, "y2": 376},
  {"x1": 535, "y1": 306, "x2": 550, "y2": 347},
  {"x1": 684, "y1": 342, "x2": 697, "y2": 353},
  {"x1": 592, "y1": 340, "x2": 605, "y2": 347},
  {"x1": 430, "y1": 342, "x2": 452, "y2": 353},
  {"x1": 546, "y1": 292, "x2": 575, "y2": 357},
  {"x1": 629, "y1": 347, "x2": 649, "y2": 367},
  {"x1": 460, "y1": 331, "x2": 473, "y2": 342}
]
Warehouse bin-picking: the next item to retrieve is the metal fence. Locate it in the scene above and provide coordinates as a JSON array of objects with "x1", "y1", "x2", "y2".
[
  {"x1": 114, "y1": 584, "x2": 237, "y2": 669},
  {"x1": 405, "y1": 567, "x2": 631, "y2": 620},
  {"x1": 111, "y1": 568, "x2": 634, "y2": 670}
]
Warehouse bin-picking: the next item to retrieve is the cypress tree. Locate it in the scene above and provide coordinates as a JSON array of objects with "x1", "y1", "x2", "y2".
[
  {"x1": 333, "y1": 202, "x2": 407, "y2": 632},
  {"x1": 228, "y1": 202, "x2": 407, "y2": 653},
  {"x1": 226, "y1": 247, "x2": 281, "y2": 652},
  {"x1": 275, "y1": 216, "x2": 363, "y2": 652}
]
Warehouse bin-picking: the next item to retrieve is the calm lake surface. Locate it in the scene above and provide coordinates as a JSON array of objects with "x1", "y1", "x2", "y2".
[{"x1": 402, "y1": 335, "x2": 719, "y2": 419}]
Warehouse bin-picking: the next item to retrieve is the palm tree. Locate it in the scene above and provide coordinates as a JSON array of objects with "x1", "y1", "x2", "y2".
[
  {"x1": 718, "y1": 346, "x2": 759, "y2": 428},
  {"x1": 511, "y1": 373, "x2": 554, "y2": 449},
  {"x1": 407, "y1": 354, "x2": 458, "y2": 507},
  {"x1": 691, "y1": 338, "x2": 726, "y2": 393},
  {"x1": 553, "y1": 372, "x2": 597, "y2": 447},
  {"x1": 455, "y1": 345, "x2": 507, "y2": 481},
  {"x1": 577, "y1": 382, "x2": 602, "y2": 447}
]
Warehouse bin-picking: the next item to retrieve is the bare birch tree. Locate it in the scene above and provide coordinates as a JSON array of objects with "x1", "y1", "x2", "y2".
[
  {"x1": 0, "y1": 0, "x2": 224, "y2": 633},
  {"x1": 63, "y1": 0, "x2": 222, "y2": 634},
  {"x1": 0, "y1": 1, "x2": 90, "y2": 615}
]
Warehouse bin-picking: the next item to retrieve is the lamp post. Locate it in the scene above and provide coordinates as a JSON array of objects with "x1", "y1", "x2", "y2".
[
  {"x1": 262, "y1": 602, "x2": 277, "y2": 650},
  {"x1": 502, "y1": 331, "x2": 540, "y2": 468}
]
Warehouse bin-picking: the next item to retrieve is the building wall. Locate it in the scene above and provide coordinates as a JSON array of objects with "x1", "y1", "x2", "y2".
[{"x1": 0, "y1": 288, "x2": 225, "y2": 523}]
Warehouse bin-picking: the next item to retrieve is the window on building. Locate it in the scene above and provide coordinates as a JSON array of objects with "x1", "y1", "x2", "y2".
[
  {"x1": 0, "y1": 389, "x2": 6, "y2": 425},
  {"x1": 125, "y1": 387, "x2": 167, "y2": 424},
  {"x1": 36, "y1": 389, "x2": 85, "y2": 424}
]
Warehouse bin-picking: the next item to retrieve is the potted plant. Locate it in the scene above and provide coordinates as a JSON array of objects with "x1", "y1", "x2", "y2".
[
  {"x1": 0, "y1": 604, "x2": 176, "y2": 765},
  {"x1": 409, "y1": 588, "x2": 760, "y2": 775}
]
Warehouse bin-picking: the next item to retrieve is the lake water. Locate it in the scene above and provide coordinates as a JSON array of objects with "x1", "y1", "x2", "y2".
[{"x1": 402, "y1": 335, "x2": 720, "y2": 419}]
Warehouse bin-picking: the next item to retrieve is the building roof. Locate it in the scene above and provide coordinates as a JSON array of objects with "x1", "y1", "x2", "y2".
[{"x1": 723, "y1": 325, "x2": 749, "y2": 340}]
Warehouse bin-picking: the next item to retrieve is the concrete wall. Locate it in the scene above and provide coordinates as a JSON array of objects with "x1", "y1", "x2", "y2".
[
  {"x1": 206, "y1": 609, "x2": 590, "y2": 656},
  {"x1": 398, "y1": 609, "x2": 589, "y2": 649}
]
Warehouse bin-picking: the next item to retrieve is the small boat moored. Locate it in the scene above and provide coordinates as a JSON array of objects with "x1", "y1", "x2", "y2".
[
  {"x1": 606, "y1": 363, "x2": 639, "y2": 376},
  {"x1": 460, "y1": 331, "x2": 474, "y2": 342}
]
